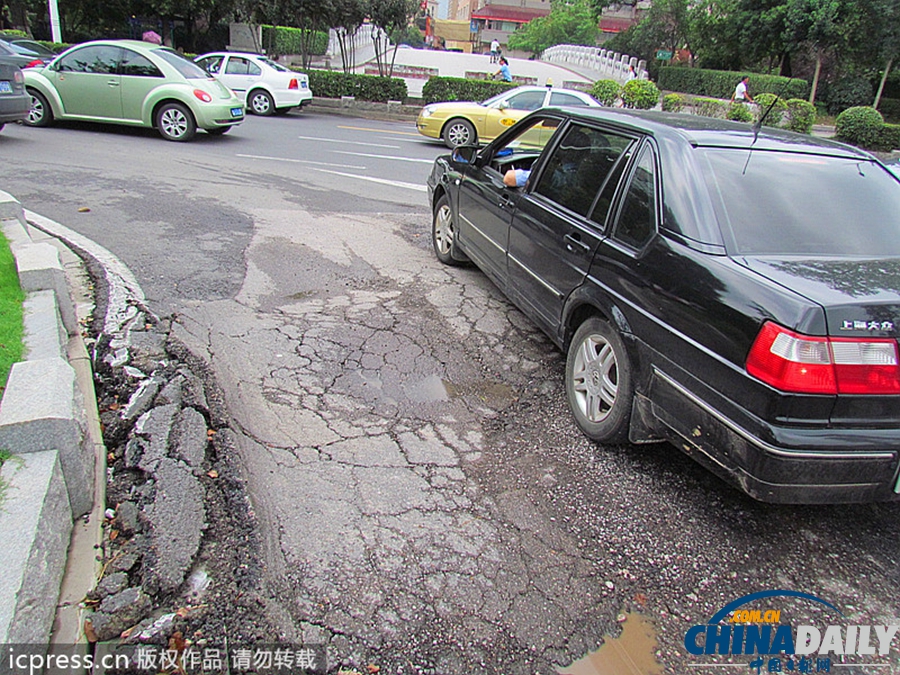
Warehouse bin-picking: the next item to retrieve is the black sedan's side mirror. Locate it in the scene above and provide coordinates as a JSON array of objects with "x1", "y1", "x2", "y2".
[{"x1": 451, "y1": 145, "x2": 479, "y2": 164}]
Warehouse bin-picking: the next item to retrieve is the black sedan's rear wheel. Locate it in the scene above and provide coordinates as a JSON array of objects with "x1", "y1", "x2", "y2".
[
  {"x1": 156, "y1": 102, "x2": 196, "y2": 142},
  {"x1": 442, "y1": 118, "x2": 476, "y2": 148},
  {"x1": 25, "y1": 89, "x2": 53, "y2": 127},
  {"x1": 432, "y1": 195, "x2": 463, "y2": 265},
  {"x1": 565, "y1": 317, "x2": 633, "y2": 444}
]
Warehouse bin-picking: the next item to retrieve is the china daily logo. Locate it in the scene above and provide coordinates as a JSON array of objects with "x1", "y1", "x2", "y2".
[{"x1": 684, "y1": 590, "x2": 898, "y2": 672}]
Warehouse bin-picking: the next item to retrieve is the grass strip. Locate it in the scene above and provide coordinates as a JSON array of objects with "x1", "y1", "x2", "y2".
[{"x1": 0, "y1": 229, "x2": 25, "y2": 393}]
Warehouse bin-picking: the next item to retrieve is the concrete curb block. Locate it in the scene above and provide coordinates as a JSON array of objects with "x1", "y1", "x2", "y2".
[
  {"x1": 0, "y1": 450, "x2": 73, "y2": 644},
  {"x1": 0, "y1": 193, "x2": 92, "y2": 646},
  {"x1": 0, "y1": 358, "x2": 91, "y2": 517}
]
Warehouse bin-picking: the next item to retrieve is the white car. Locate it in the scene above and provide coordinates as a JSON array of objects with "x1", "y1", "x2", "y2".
[{"x1": 195, "y1": 51, "x2": 312, "y2": 115}]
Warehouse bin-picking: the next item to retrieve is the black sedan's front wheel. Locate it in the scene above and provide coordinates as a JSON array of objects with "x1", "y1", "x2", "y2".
[
  {"x1": 25, "y1": 89, "x2": 53, "y2": 127},
  {"x1": 432, "y1": 195, "x2": 463, "y2": 266},
  {"x1": 565, "y1": 317, "x2": 633, "y2": 444},
  {"x1": 156, "y1": 102, "x2": 196, "y2": 142}
]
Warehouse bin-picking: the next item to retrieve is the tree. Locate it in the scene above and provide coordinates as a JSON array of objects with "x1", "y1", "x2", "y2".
[
  {"x1": 328, "y1": 0, "x2": 368, "y2": 73},
  {"x1": 507, "y1": 0, "x2": 599, "y2": 57},
  {"x1": 782, "y1": 0, "x2": 852, "y2": 103},
  {"x1": 369, "y1": 0, "x2": 417, "y2": 77},
  {"x1": 859, "y1": 0, "x2": 900, "y2": 108}
]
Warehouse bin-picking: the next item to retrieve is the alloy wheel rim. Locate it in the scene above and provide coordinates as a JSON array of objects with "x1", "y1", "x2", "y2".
[
  {"x1": 161, "y1": 109, "x2": 187, "y2": 138},
  {"x1": 434, "y1": 205, "x2": 454, "y2": 254},
  {"x1": 448, "y1": 124, "x2": 469, "y2": 146},
  {"x1": 252, "y1": 95, "x2": 270, "y2": 114},
  {"x1": 28, "y1": 97, "x2": 43, "y2": 124},
  {"x1": 571, "y1": 334, "x2": 617, "y2": 422}
]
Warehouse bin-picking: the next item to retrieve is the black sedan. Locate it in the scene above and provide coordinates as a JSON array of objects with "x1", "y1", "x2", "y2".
[
  {"x1": 0, "y1": 59, "x2": 29, "y2": 132},
  {"x1": 426, "y1": 107, "x2": 900, "y2": 504}
]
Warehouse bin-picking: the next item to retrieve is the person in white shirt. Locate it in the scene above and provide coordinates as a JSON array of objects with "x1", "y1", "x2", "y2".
[
  {"x1": 731, "y1": 76, "x2": 754, "y2": 104},
  {"x1": 490, "y1": 39, "x2": 500, "y2": 63}
]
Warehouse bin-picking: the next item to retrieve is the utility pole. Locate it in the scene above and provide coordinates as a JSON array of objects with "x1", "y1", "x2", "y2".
[{"x1": 48, "y1": 0, "x2": 62, "y2": 42}]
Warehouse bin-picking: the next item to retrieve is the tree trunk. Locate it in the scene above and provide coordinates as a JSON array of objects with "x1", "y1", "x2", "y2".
[
  {"x1": 874, "y1": 56, "x2": 893, "y2": 110},
  {"x1": 809, "y1": 50, "x2": 822, "y2": 104}
]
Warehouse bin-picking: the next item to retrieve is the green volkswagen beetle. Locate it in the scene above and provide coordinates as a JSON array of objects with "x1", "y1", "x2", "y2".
[{"x1": 23, "y1": 39, "x2": 244, "y2": 141}]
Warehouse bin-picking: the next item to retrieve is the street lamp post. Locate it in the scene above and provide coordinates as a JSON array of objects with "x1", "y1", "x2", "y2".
[{"x1": 48, "y1": 0, "x2": 62, "y2": 42}]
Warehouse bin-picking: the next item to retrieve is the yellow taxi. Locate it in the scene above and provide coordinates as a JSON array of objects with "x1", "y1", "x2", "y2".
[{"x1": 416, "y1": 85, "x2": 601, "y2": 148}]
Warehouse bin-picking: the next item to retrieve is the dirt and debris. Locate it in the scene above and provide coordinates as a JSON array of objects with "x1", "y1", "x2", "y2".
[{"x1": 85, "y1": 311, "x2": 285, "y2": 654}]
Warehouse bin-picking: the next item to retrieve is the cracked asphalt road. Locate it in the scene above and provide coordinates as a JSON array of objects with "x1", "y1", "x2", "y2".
[{"x1": 2, "y1": 115, "x2": 898, "y2": 674}]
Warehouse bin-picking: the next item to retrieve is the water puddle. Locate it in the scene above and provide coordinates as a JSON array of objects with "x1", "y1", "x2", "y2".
[{"x1": 559, "y1": 613, "x2": 665, "y2": 675}]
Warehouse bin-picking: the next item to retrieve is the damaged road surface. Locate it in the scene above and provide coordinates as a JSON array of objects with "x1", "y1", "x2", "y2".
[{"x1": 2, "y1": 117, "x2": 898, "y2": 674}]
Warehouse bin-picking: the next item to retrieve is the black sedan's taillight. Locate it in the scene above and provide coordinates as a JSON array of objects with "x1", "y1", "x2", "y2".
[{"x1": 747, "y1": 321, "x2": 900, "y2": 395}]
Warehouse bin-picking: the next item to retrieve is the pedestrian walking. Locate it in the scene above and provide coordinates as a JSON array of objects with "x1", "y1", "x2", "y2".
[
  {"x1": 493, "y1": 57, "x2": 512, "y2": 82},
  {"x1": 731, "y1": 75, "x2": 754, "y2": 104},
  {"x1": 490, "y1": 39, "x2": 500, "y2": 64}
]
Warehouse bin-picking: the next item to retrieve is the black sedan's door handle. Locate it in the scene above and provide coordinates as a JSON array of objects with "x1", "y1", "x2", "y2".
[
  {"x1": 564, "y1": 232, "x2": 591, "y2": 254},
  {"x1": 499, "y1": 194, "x2": 515, "y2": 209}
]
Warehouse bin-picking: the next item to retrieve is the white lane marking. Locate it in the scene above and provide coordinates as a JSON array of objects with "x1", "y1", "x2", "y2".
[
  {"x1": 313, "y1": 168, "x2": 427, "y2": 192},
  {"x1": 236, "y1": 153, "x2": 365, "y2": 169},
  {"x1": 332, "y1": 150, "x2": 435, "y2": 164},
  {"x1": 296, "y1": 135, "x2": 400, "y2": 149}
]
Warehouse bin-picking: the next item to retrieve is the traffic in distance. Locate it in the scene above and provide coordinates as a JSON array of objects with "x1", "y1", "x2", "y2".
[{"x1": 427, "y1": 105, "x2": 900, "y2": 504}]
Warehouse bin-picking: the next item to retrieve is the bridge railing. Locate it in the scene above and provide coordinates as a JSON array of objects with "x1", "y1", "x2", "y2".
[{"x1": 541, "y1": 45, "x2": 647, "y2": 84}]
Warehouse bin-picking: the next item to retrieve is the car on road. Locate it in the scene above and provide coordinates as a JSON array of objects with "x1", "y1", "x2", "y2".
[
  {"x1": 0, "y1": 60, "x2": 29, "y2": 132},
  {"x1": 23, "y1": 39, "x2": 245, "y2": 141},
  {"x1": 0, "y1": 38, "x2": 45, "y2": 69},
  {"x1": 427, "y1": 107, "x2": 900, "y2": 504},
  {"x1": 195, "y1": 51, "x2": 312, "y2": 116},
  {"x1": 416, "y1": 85, "x2": 600, "y2": 148},
  {"x1": 0, "y1": 37, "x2": 55, "y2": 65}
]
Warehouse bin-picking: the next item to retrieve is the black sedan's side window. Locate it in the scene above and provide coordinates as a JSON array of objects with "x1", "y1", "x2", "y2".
[
  {"x1": 613, "y1": 144, "x2": 658, "y2": 248},
  {"x1": 533, "y1": 124, "x2": 632, "y2": 218},
  {"x1": 119, "y1": 49, "x2": 163, "y2": 77},
  {"x1": 58, "y1": 46, "x2": 120, "y2": 74}
]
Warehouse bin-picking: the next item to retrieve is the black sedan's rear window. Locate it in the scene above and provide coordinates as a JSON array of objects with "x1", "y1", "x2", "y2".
[{"x1": 701, "y1": 148, "x2": 900, "y2": 256}]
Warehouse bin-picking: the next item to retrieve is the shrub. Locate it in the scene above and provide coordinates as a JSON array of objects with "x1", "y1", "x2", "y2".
[
  {"x1": 694, "y1": 97, "x2": 725, "y2": 118},
  {"x1": 822, "y1": 75, "x2": 873, "y2": 116},
  {"x1": 879, "y1": 97, "x2": 900, "y2": 123},
  {"x1": 835, "y1": 106, "x2": 885, "y2": 149},
  {"x1": 421, "y1": 76, "x2": 514, "y2": 104},
  {"x1": 262, "y1": 25, "x2": 328, "y2": 57},
  {"x1": 661, "y1": 92, "x2": 684, "y2": 112},
  {"x1": 658, "y1": 66, "x2": 809, "y2": 101},
  {"x1": 784, "y1": 99, "x2": 817, "y2": 134},
  {"x1": 621, "y1": 79, "x2": 660, "y2": 109},
  {"x1": 591, "y1": 79, "x2": 621, "y2": 106},
  {"x1": 753, "y1": 93, "x2": 787, "y2": 127},
  {"x1": 878, "y1": 123, "x2": 900, "y2": 150},
  {"x1": 727, "y1": 103, "x2": 754, "y2": 122},
  {"x1": 305, "y1": 70, "x2": 408, "y2": 102}
]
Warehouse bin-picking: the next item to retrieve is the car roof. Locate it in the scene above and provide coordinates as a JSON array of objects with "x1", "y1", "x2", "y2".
[
  {"x1": 199, "y1": 51, "x2": 267, "y2": 59},
  {"x1": 546, "y1": 107, "x2": 868, "y2": 158}
]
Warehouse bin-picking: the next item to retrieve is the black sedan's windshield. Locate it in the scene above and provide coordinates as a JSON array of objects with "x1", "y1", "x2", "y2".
[{"x1": 702, "y1": 148, "x2": 900, "y2": 256}]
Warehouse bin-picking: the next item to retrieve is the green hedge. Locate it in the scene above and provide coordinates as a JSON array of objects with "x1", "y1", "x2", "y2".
[
  {"x1": 661, "y1": 92, "x2": 684, "y2": 112},
  {"x1": 753, "y1": 93, "x2": 787, "y2": 127},
  {"x1": 621, "y1": 79, "x2": 660, "y2": 109},
  {"x1": 784, "y1": 99, "x2": 817, "y2": 134},
  {"x1": 879, "y1": 97, "x2": 900, "y2": 122},
  {"x1": 835, "y1": 106, "x2": 885, "y2": 149},
  {"x1": 304, "y1": 69, "x2": 407, "y2": 102},
  {"x1": 880, "y1": 123, "x2": 900, "y2": 150},
  {"x1": 421, "y1": 76, "x2": 515, "y2": 104},
  {"x1": 261, "y1": 25, "x2": 328, "y2": 57},
  {"x1": 658, "y1": 66, "x2": 809, "y2": 101},
  {"x1": 591, "y1": 79, "x2": 621, "y2": 106}
]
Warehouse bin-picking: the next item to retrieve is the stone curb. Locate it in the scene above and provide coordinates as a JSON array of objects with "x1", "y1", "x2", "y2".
[
  {"x1": 0, "y1": 191, "x2": 91, "y2": 645},
  {"x1": 308, "y1": 97, "x2": 420, "y2": 123}
]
